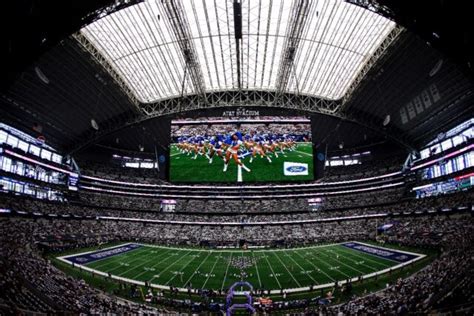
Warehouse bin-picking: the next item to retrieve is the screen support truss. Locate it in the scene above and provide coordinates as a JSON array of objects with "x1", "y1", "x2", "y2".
[
  {"x1": 67, "y1": 88, "x2": 414, "y2": 155},
  {"x1": 73, "y1": 25, "x2": 403, "y2": 118},
  {"x1": 162, "y1": 0, "x2": 207, "y2": 98},
  {"x1": 141, "y1": 90, "x2": 340, "y2": 117}
]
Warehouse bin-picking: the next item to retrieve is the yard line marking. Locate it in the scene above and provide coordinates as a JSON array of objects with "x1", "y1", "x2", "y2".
[
  {"x1": 202, "y1": 254, "x2": 221, "y2": 289},
  {"x1": 82, "y1": 245, "x2": 148, "y2": 268},
  {"x1": 284, "y1": 251, "x2": 318, "y2": 285},
  {"x1": 182, "y1": 251, "x2": 213, "y2": 287},
  {"x1": 221, "y1": 253, "x2": 233, "y2": 291},
  {"x1": 113, "y1": 249, "x2": 171, "y2": 277},
  {"x1": 337, "y1": 245, "x2": 395, "y2": 267},
  {"x1": 237, "y1": 165, "x2": 242, "y2": 182},
  {"x1": 294, "y1": 150, "x2": 313, "y2": 157},
  {"x1": 119, "y1": 249, "x2": 175, "y2": 278},
  {"x1": 272, "y1": 252, "x2": 301, "y2": 287},
  {"x1": 330, "y1": 249, "x2": 380, "y2": 272},
  {"x1": 240, "y1": 251, "x2": 245, "y2": 291},
  {"x1": 146, "y1": 250, "x2": 193, "y2": 282},
  {"x1": 318, "y1": 248, "x2": 367, "y2": 276},
  {"x1": 306, "y1": 248, "x2": 352, "y2": 279},
  {"x1": 251, "y1": 251, "x2": 262, "y2": 288},
  {"x1": 63, "y1": 242, "x2": 425, "y2": 294},
  {"x1": 263, "y1": 252, "x2": 282, "y2": 289},
  {"x1": 298, "y1": 249, "x2": 344, "y2": 280},
  {"x1": 134, "y1": 241, "x2": 343, "y2": 253},
  {"x1": 165, "y1": 251, "x2": 208, "y2": 286},
  {"x1": 293, "y1": 250, "x2": 336, "y2": 284},
  {"x1": 336, "y1": 246, "x2": 392, "y2": 269},
  {"x1": 145, "y1": 250, "x2": 192, "y2": 282},
  {"x1": 88, "y1": 246, "x2": 151, "y2": 270},
  {"x1": 101, "y1": 248, "x2": 169, "y2": 273}
]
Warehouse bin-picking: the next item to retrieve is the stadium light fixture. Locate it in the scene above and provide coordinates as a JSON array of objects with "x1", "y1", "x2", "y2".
[
  {"x1": 35, "y1": 66, "x2": 50, "y2": 84},
  {"x1": 91, "y1": 119, "x2": 99, "y2": 130},
  {"x1": 429, "y1": 59, "x2": 443, "y2": 77},
  {"x1": 383, "y1": 114, "x2": 390, "y2": 126}
]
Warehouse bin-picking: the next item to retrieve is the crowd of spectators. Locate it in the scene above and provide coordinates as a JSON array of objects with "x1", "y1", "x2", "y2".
[
  {"x1": 174, "y1": 197, "x2": 312, "y2": 213},
  {"x1": 0, "y1": 183, "x2": 472, "y2": 314},
  {"x1": 0, "y1": 215, "x2": 376, "y2": 313},
  {"x1": 172, "y1": 116, "x2": 308, "y2": 122},
  {"x1": 0, "y1": 217, "x2": 164, "y2": 314},
  {"x1": 78, "y1": 160, "x2": 162, "y2": 184},
  {"x1": 1, "y1": 212, "x2": 468, "y2": 252},
  {"x1": 326, "y1": 214, "x2": 474, "y2": 315},
  {"x1": 0, "y1": 211, "x2": 472, "y2": 314},
  {"x1": 3, "y1": 217, "x2": 376, "y2": 248},
  {"x1": 74, "y1": 187, "x2": 406, "y2": 214},
  {"x1": 77, "y1": 152, "x2": 403, "y2": 186},
  {"x1": 1, "y1": 190, "x2": 471, "y2": 225},
  {"x1": 171, "y1": 122, "x2": 311, "y2": 140},
  {"x1": 323, "y1": 155, "x2": 405, "y2": 182}
]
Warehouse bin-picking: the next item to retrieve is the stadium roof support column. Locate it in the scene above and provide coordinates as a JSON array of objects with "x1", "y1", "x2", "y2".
[
  {"x1": 162, "y1": 0, "x2": 206, "y2": 99},
  {"x1": 73, "y1": 32, "x2": 142, "y2": 111},
  {"x1": 233, "y1": 0, "x2": 243, "y2": 90},
  {"x1": 274, "y1": 0, "x2": 311, "y2": 104}
]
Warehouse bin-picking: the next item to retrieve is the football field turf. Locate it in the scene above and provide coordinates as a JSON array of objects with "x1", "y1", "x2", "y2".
[
  {"x1": 169, "y1": 142, "x2": 314, "y2": 183},
  {"x1": 59, "y1": 242, "x2": 424, "y2": 294}
]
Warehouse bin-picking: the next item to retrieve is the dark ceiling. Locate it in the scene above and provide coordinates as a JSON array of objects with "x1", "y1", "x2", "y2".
[
  {"x1": 376, "y1": 0, "x2": 474, "y2": 79},
  {"x1": 1, "y1": 0, "x2": 141, "y2": 92},
  {"x1": 1, "y1": 0, "x2": 473, "y2": 156},
  {"x1": 343, "y1": 31, "x2": 473, "y2": 146},
  {"x1": 90, "y1": 109, "x2": 385, "y2": 156},
  {"x1": 1, "y1": 39, "x2": 138, "y2": 147}
]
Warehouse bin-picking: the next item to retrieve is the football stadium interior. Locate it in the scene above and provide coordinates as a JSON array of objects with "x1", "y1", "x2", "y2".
[{"x1": 1, "y1": 0, "x2": 473, "y2": 314}]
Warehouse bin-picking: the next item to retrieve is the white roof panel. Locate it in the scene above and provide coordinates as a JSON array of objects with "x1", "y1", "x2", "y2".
[{"x1": 80, "y1": 0, "x2": 395, "y2": 103}]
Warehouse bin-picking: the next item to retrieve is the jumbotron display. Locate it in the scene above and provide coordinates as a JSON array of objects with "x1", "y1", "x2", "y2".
[{"x1": 169, "y1": 116, "x2": 314, "y2": 183}]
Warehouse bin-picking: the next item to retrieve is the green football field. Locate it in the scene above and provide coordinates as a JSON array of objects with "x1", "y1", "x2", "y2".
[
  {"x1": 61, "y1": 242, "x2": 420, "y2": 293},
  {"x1": 169, "y1": 142, "x2": 314, "y2": 182}
]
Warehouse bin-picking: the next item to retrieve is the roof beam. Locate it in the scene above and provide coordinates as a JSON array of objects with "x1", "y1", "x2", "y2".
[
  {"x1": 66, "y1": 88, "x2": 417, "y2": 154},
  {"x1": 73, "y1": 32, "x2": 142, "y2": 111},
  {"x1": 338, "y1": 25, "x2": 404, "y2": 111},
  {"x1": 274, "y1": 0, "x2": 311, "y2": 96},
  {"x1": 162, "y1": 0, "x2": 206, "y2": 97},
  {"x1": 233, "y1": 0, "x2": 243, "y2": 90},
  {"x1": 341, "y1": 107, "x2": 416, "y2": 151},
  {"x1": 79, "y1": 0, "x2": 395, "y2": 102},
  {"x1": 67, "y1": 90, "x2": 340, "y2": 154}
]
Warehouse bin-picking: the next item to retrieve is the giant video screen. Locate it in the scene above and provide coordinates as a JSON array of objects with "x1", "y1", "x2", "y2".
[{"x1": 169, "y1": 116, "x2": 313, "y2": 183}]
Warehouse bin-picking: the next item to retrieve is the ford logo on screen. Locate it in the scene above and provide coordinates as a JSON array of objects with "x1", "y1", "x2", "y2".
[
  {"x1": 283, "y1": 162, "x2": 309, "y2": 176},
  {"x1": 287, "y1": 166, "x2": 306, "y2": 173}
]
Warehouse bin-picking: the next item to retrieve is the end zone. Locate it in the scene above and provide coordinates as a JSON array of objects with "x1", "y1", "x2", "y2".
[
  {"x1": 58, "y1": 243, "x2": 142, "y2": 265},
  {"x1": 341, "y1": 241, "x2": 423, "y2": 263}
]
